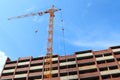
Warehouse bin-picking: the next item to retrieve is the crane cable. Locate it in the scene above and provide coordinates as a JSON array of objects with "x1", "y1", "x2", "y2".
[
  {"x1": 60, "y1": 13, "x2": 66, "y2": 55},
  {"x1": 60, "y1": 13, "x2": 69, "y2": 79}
]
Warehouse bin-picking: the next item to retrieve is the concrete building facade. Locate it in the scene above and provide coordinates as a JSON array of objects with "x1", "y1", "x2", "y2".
[{"x1": 0, "y1": 45, "x2": 120, "y2": 80}]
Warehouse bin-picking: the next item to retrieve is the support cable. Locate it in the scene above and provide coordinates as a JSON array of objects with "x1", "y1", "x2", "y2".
[{"x1": 60, "y1": 13, "x2": 69, "y2": 79}]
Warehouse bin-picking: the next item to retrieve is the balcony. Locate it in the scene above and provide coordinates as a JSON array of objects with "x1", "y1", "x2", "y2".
[
  {"x1": 19, "y1": 56, "x2": 31, "y2": 61},
  {"x1": 66, "y1": 55, "x2": 75, "y2": 59},
  {"x1": 115, "y1": 54, "x2": 120, "y2": 58},
  {"x1": 52, "y1": 70, "x2": 58, "y2": 74},
  {"x1": 60, "y1": 67, "x2": 77, "y2": 73},
  {"x1": 79, "y1": 65, "x2": 97, "y2": 71},
  {"x1": 96, "y1": 55, "x2": 114, "y2": 61},
  {"x1": 60, "y1": 61, "x2": 76, "y2": 66},
  {"x1": 14, "y1": 73, "x2": 27, "y2": 78},
  {"x1": 3, "y1": 69, "x2": 15, "y2": 73},
  {"x1": 52, "y1": 63, "x2": 59, "y2": 67},
  {"x1": 30, "y1": 65, "x2": 43, "y2": 70},
  {"x1": 5, "y1": 63, "x2": 16, "y2": 68},
  {"x1": 112, "y1": 48, "x2": 120, "y2": 52},
  {"x1": 16, "y1": 67, "x2": 28, "y2": 72},
  {"x1": 76, "y1": 52, "x2": 93, "y2": 58},
  {"x1": 29, "y1": 72, "x2": 42, "y2": 77},
  {"x1": 44, "y1": 70, "x2": 58, "y2": 74},
  {"x1": 59, "y1": 56, "x2": 67, "y2": 60},
  {"x1": 60, "y1": 74, "x2": 78, "y2": 80},
  {"x1": 100, "y1": 69, "x2": 120, "y2": 75},
  {"x1": 60, "y1": 68, "x2": 68, "y2": 73},
  {"x1": 77, "y1": 58, "x2": 94, "y2": 64},
  {"x1": 31, "y1": 60, "x2": 43, "y2": 64},
  {"x1": 44, "y1": 77, "x2": 59, "y2": 80},
  {"x1": 104, "y1": 78, "x2": 120, "y2": 80},
  {"x1": 68, "y1": 67, "x2": 77, "y2": 72},
  {"x1": 98, "y1": 62, "x2": 117, "y2": 68},
  {"x1": 52, "y1": 57, "x2": 58, "y2": 61},
  {"x1": 18, "y1": 61, "x2": 30, "y2": 66},
  {"x1": 80, "y1": 72, "x2": 99, "y2": 78},
  {"x1": 1, "y1": 75, "x2": 13, "y2": 79},
  {"x1": 94, "y1": 49, "x2": 111, "y2": 55}
]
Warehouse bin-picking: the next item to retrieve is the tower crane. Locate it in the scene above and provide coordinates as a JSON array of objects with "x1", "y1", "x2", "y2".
[{"x1": 8, "y1": 5, "x2": 61, "y2": 79}]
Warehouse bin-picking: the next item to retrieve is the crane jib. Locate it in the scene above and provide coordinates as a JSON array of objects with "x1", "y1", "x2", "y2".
[{"x1": 8, "y1": 6, "x2": 61, "y2": 80}]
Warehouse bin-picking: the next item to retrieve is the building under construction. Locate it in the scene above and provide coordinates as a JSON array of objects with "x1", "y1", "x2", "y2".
[
  {"x1": 1, "y1": 5, "x2": 120, "y2": 80},
  {"x1": 0, "y1": 45, "x2": 120, "y2": 80}
]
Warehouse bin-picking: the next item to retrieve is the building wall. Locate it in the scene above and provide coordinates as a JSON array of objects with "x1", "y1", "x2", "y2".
[{"x1": 0, "y1": 45, "x2": 120, "y2": 80}]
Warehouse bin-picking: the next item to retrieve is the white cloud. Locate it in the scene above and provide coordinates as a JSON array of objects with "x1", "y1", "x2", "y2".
[
  {"x1": 0, "y1": 51, "x2": 7, "y2": 74},
  {"x1": 65, "y1": 33, "x2": 120, "y2": 50},
  {"x1": 64, "y1": 22, "x2": 120, "y2": 50}
]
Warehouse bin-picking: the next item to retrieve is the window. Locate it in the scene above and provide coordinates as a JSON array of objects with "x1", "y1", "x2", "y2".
[
  {"x1": 99, "y1": 67, "x2": 108, "y2": 71},
  {"x1": 60, "y1": 72, "x2": 67, "y2": 76},
  {"x1": 104, "y1": 53, "x2": 112, "y2": 56},
  {"x1": 112, "y1": 73, "x2": 120, "y2": 78},
  {"x1": 68, "y1": 64, "x2": 76, "y2": 68},
  {"x1": 31, "y1": 63, "x2": 43, "y2": 66},
  {"x1": 109, "y1": 66, "x2": 118, "y2": 70},
  {"x1": 106, "y1": 59, "x2": 115, "y2": 63},
  {"x1": 32, "y1": 57, "x2": 43, "y2": 61},
  {"x1": 78, "y1": 62, "x2": 95, "y2": 67},
  {"x1": 30, "y1": 68, "x2": 42, "y2": 73},
  {"x1": 97, "y1": 60, "x2": 105, "y2": 64},
  {"x1": 52, "y1": 60, "x2": 58, "y2": 64},
  {"x1": 29, "y1": 76, "x2": 42, "y2": 80},
  {"x1": 69, "y1": 71, "x2": 77, "y2": 75},
  {"x1": 18, "y1": 59, "x2": 30, "y2": 62},
  {"x1": 17, "y1": 65, "x2": 28, "y2": 68},
  {"x1": 52, "y1": 73, "x2": 58, "y2": 77},
  {"x1": 60, "y1": 65, "x2": 67, "y2": 69},
  {"x1": 59, "y1": 59, "x2": 66, "y2": 63},
  {"x1": 2, "y1": 72, "x2": 13, "y2": 76},
  {"x1": 95, "y1": 54, "x2": 102, "y2": 58},
  {"x1": 102, "y1": 75, "x2": 110, "y2": 79},
  {"x1": 114, "y1": 51, "x2": 120, "y2": 55},
  {"x1": 77, "y1": 56, "x2": 93, "y2": 60},
  {"x1": 79, "y1": 69, "x2": 97, "y2": 74},
  {"x1": 117, "y1": 58, "x2": 120, "y2": 61},
  {"x1": 69, "y1": 79, "x2": 78, "y2": 80},
  {"x1": 14, "y1": 77, "x2": 26, "y2": 80},
  {"x1": 52, "y1": 67, "x2": 58, "y2": 70},
  {"x1": 68, "y1": 58, "x2": 75, "y2": 61},
  {"x1": 6, "y1": 61, "x2": 17, "y2": 64},
  {"x1": 52, "y1": 55, "x2": 58, "y2": 58},
  {"x1": 80, "y1": 76, "x2": 99, "y2": 80},
  {"x1": 15, "y1": 70, "x2": 27, "y2": 74}
]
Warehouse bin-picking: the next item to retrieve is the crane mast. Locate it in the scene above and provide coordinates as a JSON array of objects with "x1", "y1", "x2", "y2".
[
  {"x1": 8, "y1": 5, "x2": 61, "y2": 79},
  {"x1": 44, "y1": 5, "x2": 54, "y2": 79}
]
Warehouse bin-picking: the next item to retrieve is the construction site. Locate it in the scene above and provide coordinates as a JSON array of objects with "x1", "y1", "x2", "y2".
[{"x1": 0, "y1": 1, "x2": 120, "y2": 80}]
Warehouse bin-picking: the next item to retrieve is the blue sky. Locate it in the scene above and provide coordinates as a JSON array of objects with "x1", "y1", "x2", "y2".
[{"x1": 0, "y1": 0, "x2": 120, "y2": 71}]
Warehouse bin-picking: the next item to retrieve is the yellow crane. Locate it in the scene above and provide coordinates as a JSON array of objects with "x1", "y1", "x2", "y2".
[{"x1": 8, "y1": 5, "x2": 61, "y2": 79}]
